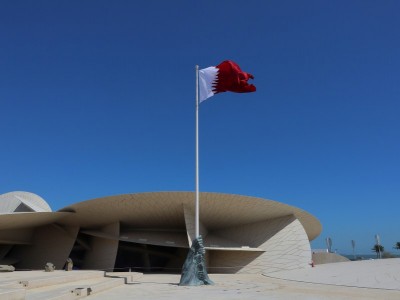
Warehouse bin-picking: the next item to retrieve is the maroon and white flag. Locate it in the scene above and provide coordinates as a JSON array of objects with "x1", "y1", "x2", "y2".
[{"x1": 199, "y1": 60, "x2": 256, "y2": 102}]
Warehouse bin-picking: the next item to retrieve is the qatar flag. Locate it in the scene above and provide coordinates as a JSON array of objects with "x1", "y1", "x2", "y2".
[{"x1": 199, "y1": 60, "x2": 256, "y2": 102}]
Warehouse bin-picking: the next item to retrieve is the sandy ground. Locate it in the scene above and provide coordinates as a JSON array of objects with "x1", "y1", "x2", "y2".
[{"x1": 89, "y1": 259, "x2": 400, "y2": 300}]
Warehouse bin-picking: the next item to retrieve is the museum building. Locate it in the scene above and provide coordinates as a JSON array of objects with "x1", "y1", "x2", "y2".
[{"x1": 0, "y1": 191, "x2": 321, "y2": 274}]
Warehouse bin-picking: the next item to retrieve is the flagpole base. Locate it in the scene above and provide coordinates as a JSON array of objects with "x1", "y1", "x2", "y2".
[{"x1": 179, "y1": 235, "x2": 214, "y2": 286}]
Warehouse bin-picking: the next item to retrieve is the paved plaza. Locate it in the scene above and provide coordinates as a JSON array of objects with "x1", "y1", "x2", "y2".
[
  {"x1": 88, "y1": 274, "x2": 399, "y2": 300},
  {"x1": 90, "y1": 259, "x2": 400, "y2": 300},
  {"x1": 1, "y1": 258, "x2": 399, "y2": 299}
]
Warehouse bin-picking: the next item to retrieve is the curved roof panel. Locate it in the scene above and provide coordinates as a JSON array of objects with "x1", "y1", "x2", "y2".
[
  {"x1": 0, "y1": 191, "x2": 52, "y2": 213},
  {"x1": 0, "y1": 212, "x2": 72, "y2": 230},
  {"x1": 58, "y1": 192, "x2": 322, "y2": 241}
]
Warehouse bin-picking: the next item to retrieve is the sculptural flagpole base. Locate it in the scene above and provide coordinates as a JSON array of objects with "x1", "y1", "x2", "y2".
[{"x1": 179, "y1": 235, "x2": 214, "y2": 286}]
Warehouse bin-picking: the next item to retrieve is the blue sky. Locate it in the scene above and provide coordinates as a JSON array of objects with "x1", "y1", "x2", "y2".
[{"x1": 1, "y1": 1, "x2": 399, "y2": 255}]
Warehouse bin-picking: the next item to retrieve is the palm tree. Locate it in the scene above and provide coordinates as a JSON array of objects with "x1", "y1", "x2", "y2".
[
  {"x1": 394, "y1": 242, "x2": 400, "y2": 251},
  {"x1": 372, "y1": 244, "x2": 384, "y2": 258}
]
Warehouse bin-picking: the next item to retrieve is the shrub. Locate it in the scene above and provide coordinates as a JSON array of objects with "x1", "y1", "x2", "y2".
[{"x1": 382, "y1": 252, "x2": 396, "y2": 259}]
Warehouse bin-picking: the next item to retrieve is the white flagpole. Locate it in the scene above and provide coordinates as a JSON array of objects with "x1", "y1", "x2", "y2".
[{"x1": 195, "y1": 65, "x2": 200, "y2": 238}]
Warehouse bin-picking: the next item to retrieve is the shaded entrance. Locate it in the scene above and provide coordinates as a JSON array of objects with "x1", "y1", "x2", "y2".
[{"x1": 114, "y1": 241, "x2": 187, "y2": 273}]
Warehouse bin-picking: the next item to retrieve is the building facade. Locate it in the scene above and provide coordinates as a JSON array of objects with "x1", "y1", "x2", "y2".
[{"x1": 0, "y1": 191, "x2": 321, "y2": 274}]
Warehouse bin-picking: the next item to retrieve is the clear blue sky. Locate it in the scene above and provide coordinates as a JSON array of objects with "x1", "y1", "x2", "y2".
[{"x1": 1, "y1": 1, "x2": 399, "y2": 255}]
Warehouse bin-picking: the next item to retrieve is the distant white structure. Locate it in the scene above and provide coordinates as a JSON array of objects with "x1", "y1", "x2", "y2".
[{"x1": 0, "y1": 191, "x2": 52, "y2": 213}]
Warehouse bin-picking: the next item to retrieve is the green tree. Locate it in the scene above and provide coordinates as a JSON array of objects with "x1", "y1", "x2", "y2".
[
  {"x1": 372, "y1": 244, "x2": 384, "y2": 258},
  {"x1": 394, "y1": 242, "x2": 400, "y2": 251}
]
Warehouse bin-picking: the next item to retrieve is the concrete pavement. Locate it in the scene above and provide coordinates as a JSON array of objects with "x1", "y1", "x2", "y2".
[
  {"x1": 1, "y1": 259, "x2": 399, "y2": 299},
  {"x1": 89, "y1": 259, "x2": 400, "y2": 300},
  {"x1": 266, "y1": 257, "x2": 400, "y2": 290}
]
